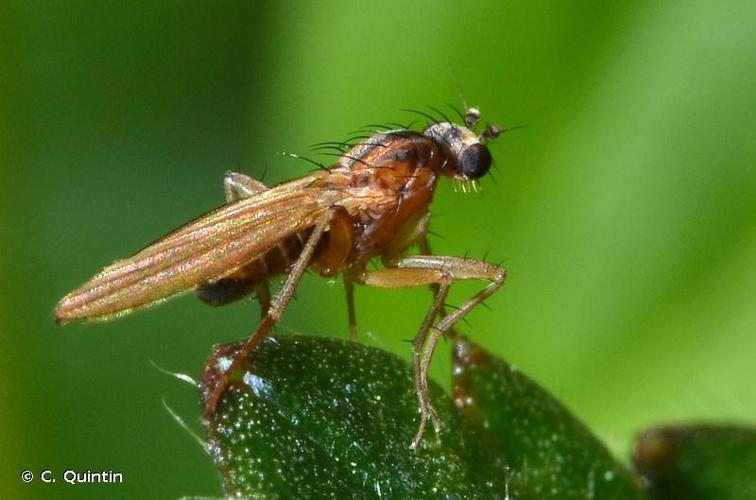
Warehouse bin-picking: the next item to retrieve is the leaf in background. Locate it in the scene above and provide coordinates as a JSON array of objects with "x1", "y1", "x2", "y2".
[
  {"x1": 633, "y1": 425, "x2": 756, "y2": 500},
  {"x1": 200, "y1": 335, "x2": 506, "y2": 498},
  {"x1": 452, "y1": 335, "x2": 645, "y2": 499}
]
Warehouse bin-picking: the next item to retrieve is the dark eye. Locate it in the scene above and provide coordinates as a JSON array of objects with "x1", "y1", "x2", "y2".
[{"x1": 458, "y1": 144, "x2": 492, "y2": 179}]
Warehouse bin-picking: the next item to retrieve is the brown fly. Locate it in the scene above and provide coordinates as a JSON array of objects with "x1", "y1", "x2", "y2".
[{"x1": 54, "y1": 105, "x2": 508, "y2": 449}]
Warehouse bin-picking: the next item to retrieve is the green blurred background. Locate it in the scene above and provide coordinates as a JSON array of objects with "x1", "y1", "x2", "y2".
[{"x1": 2, "y1": 0, "x2": 755, "y2": 497}]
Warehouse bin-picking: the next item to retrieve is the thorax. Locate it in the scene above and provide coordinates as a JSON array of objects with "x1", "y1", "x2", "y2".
[{"x1": 316, "y1": 130, "x2": 448, "y2": 268}]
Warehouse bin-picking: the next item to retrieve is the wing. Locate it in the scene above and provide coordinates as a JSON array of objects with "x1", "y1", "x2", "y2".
[{"x1": 55, "y1": 179, "x2": 341, "y2": 324}]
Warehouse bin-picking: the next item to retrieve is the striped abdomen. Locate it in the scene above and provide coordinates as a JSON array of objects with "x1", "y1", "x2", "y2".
[{"x1": 196, "y1": 227, "x2": 315, "y2": 306}]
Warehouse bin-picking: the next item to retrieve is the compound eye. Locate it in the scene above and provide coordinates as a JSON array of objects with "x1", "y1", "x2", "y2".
[{"x1": 458, "y1": 143, "x2": 492, "y2": 179}]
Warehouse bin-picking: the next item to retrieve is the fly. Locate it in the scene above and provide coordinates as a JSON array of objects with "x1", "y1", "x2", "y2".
[{"x1": 54, "y1": 106, "x2": 508, "y2": 449}]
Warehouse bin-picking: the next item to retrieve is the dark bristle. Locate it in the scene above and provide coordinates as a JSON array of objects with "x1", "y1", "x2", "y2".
[
  {"x1": 343, "y1": 140, "x2": 390, "y2": 149},
  {"x1": 317, "y1": 152, "x2": 375, "y2": 169},
  {"x1": 434, "y1": 132, "x2": 452, "y2": 148},
  {"x1": 505, "y1": 124, "x2": 528, "y2": 133},
  {"x1": 310, "y1": 145, "x2": 348, "y2": 154},
  {"x1": 314, "y1": 151, "x2": 346, "y2": 159},
  {"x1": 488, "y1": 169, "x2": 499, "y2": 185},
  {"x1": 344, "y1": 134, "x2": 372, "y2": 142},
  {"x1": 428, "y1": 105, "x2": 452, "y2": 124},
  {"x1": 310, "y1": 140, "x2": 354, "y2": 149},
  {"x1": 361, "y1": 123, "x2": 394, "y2": 131},
  {"x1": 311, "y1": 139, "x2": 390, "y2": 152},
  {"x1": 446, "y1": 103, "x2": 466, "y2": 123},
  {"x1": 401, "y1": 108, "x2": 439, "y2": 125},
  {"x1": 426, "y1": 229, "x2": 445, "y2": 241},
  {"x1": 386, "y1": 121, "x2": 413, "y2": 130},
  {"x1": 283, "y1": 152, "x2": 330, "y2": 172},
  {"x1": 341, "y1": 154, "x2": 374, "y2": 168}
]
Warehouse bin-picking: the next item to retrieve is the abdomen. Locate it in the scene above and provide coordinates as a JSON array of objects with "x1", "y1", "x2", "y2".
[{"x1": 196, "y1": 227, "x2": 314, "y2": 306}]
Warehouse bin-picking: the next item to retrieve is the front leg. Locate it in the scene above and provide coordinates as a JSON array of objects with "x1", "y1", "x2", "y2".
[{"x1": 353, "y1": 255, "x2": 506, "y2": 449}]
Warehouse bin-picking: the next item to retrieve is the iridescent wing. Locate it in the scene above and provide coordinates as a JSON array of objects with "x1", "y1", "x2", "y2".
[{"x1": 55, "y1": 178, "x2": 341, "y2": 323}]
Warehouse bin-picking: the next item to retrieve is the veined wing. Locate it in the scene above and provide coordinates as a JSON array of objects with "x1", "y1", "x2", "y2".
[{"x1": 55, "y1": 181, "x2": 342, "y2": 324}]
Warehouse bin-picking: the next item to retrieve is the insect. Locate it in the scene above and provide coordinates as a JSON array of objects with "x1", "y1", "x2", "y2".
[{"x1": 54, "y1": 105, "x2": 508, "y2": 449}]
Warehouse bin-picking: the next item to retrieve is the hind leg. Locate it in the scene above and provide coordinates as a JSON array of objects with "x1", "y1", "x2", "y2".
[
  {"x1": 196, "y1": 172, "x2": 271, "y2": 312},
  {"x1": 224, "y1": 171, "x2": 268, "y2": 201}
]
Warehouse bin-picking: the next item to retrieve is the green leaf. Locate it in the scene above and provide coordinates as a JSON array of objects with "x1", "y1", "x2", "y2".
[
  {"x1": 633, "y1": 425, "x2": 756, "y2": 500},
  {"x1": 452, "y1": 336, "x2": 645, "y2": 499},
  {"x1": 200, "y1": 335, "x2": 645, "y2": 498},
  {"x1": 200, "y1": 336, "x2": 497, "y2": 498}
]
